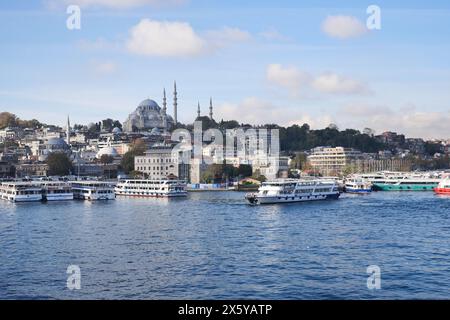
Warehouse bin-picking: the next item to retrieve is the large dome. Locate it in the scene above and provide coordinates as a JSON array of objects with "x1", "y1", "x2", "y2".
[
  {"x1": 123, "y1": 97, "x2": 174, "y2": 132},
  {"x1": 46, "y1": 137, "x2": 68, "y2": 147},
  {"x1": 96, "y1": 146, "x2": 119, "y2": 159},
  {"x1": 138, "y1": 99, "x2": 161, "y2": 111}
]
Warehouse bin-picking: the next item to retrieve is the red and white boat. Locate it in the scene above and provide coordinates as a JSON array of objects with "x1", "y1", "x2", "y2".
[{"x1": 434, "y1": 178, "x2": 450, "y2": 195}]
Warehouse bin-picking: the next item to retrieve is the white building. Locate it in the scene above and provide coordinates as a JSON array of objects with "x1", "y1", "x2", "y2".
[
  {"x1": 135, "y1": 144, "x2": 189, "y2": 180},
  {"x1": 307, "y1": 146, "x2": 363, "y2": 175}
]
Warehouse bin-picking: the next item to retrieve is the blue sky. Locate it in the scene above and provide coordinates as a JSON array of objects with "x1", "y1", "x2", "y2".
[{"x1": 1, "y1": 0, "x2": 450, "y2": 138}]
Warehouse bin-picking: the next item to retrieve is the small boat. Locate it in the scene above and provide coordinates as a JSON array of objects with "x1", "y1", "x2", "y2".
[
  {"x1": 245, "y1": 178, "x2": 340, "y2": 205},
  {"x1": 115, "y1": 179, "x2": 187, "y2": 198},
  {"x1": 434, "y1": 178, "x2": 450, "y2": 195},
  {"x1": 344, "y1": 177, "x2": 372, "y2": 194}
]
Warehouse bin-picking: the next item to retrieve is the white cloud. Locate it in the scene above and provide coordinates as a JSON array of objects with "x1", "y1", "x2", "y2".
[
  {"x1": 312, "y1": 73, "x2": 369, "y2": 94},
  {"x1": 266, "y1": 64, "x2": 369, "y2": 96},
  {"x1": 126, "y1": 19, "x2": 251, "y2": 57},
  {"x1": 215, "y1": 97, "x2": 335, "y2": 129},
  {"x1": 266, "y1": 64, "x2": 311, "y2": 95},
  {"x1": 259, "y1": 28, "x2": 290, "y2": 41},
  {"x1": 341, "y1": 104, "x2": 450, "y2": 139},
  {"x1": 206, "y1": 27, "x2": 251, "y2": 47},
  {"x1": 46, "y1": 0, "x2": 185, "y2": 9},
  {"x1": 322, "y1": 15, "x2": 367, "y2": 39},
  {"x1": 126, "y1": 19, "x2": 207, "y2": 57},
  {"x1": 91, "y1": 61, "x2": 117, "y2": 75}
]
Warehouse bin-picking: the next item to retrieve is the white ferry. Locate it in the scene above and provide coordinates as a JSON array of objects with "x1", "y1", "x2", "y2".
[
  {"x1": 344, "y1": 177, "x2": 372, "y2": 194},
  {"x1": 245, "y1": 178, "x2": 340, "y2": 205},
  {"x1": 41, "y1": 181, "x2": 73, "y2": 201},
  {"x1": 115, "y1": 179, "x2": 187, "y2": 198},
  {"x1": 71, "y1": 181, "x2": 116, "y2": 200},
  {"x1": 0, "y1": 181, "x2": 43, "y2": 202}
]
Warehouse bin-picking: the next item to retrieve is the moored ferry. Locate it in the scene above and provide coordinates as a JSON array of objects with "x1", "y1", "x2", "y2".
[
  {"x1": 41, "y1": 181, "x2": 73, "y2": 201},
  {"x1": 0, "y1": 181, "x2": 43, "y2": 202},
  {"x1": 434, "y1": 179, "x2": 450, "y2": 195},
  {"x1": 245, "y1": 178, "x2": 340, "y2": 205},
  {"x1": 344, "y1": 177, "x2": 372, "y2": 194},
  {"x1": 71, "y1": 181, "x2": 116, "y2": 200},
  {"x1": 372, "y1": 177, "x2": 441, "y2": 191},
  {"x1": 115, "y1": 179, "x2": 187, "y2": 198}
]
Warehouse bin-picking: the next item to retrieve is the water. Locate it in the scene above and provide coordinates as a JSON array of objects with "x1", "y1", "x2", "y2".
[{"x1": 1, "y1": 191, "x2": 450, "y2": 299}]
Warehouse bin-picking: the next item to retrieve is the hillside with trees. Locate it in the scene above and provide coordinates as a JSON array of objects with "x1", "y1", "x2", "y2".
[{"x1": 0, "y1": 112, "x2": 45, "y2": 129}]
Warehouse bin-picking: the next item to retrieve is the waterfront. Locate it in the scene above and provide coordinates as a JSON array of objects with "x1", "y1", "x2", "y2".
[{"x1": 1, "y1": 191, "x2": 450, "y2": 299}]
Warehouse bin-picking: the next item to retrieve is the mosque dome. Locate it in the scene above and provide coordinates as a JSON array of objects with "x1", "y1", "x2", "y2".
[
  {"x1": 45, "y1": 138, "x2": 68, "y2": 150},
  {"x1": 123, "y1": 97, "x2": 174, "y2": 132},
  {"x1": 138, "y1": 99, "x2": 161, "y2": 111},
  {"x1": 96, "y1": 146, "x2": 119, "y2": 159}
]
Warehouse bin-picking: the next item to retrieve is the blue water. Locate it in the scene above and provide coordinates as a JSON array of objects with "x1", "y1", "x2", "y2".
[{"x1": 1, "y1": 191, "x2": 450, "y2": 299}]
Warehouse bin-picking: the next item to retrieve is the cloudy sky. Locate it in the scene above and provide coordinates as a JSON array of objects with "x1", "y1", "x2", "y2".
[{"x1": 1, "y1": 0, "x2": 450, "y2": 139}]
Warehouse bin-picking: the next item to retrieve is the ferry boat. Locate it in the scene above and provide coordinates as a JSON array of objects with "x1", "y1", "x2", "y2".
[
  {"x1": 245, "y1": 178, "x2": 340, "y2": 205},
  {"x1": 434, "y1": 179, "x2": 450, "y2": 195},
  {"x1": 41, "y1": 181, "x2": 73, "y2": 201},
  {"x1": 115, "y1": 179, "x2": 187, "y2": 198},
  {"x1": 344, "y1": 177, "x2": 372, "y2": 194},
  {"x1": 71, "y1": 181, "x2": 116, "y2": 200},
  {"x1": 372, "y1": 176, "x2": 441, "y2": 191},
  {"x1": 0, "y1": 181, "x2": 42, "y2": 202}
]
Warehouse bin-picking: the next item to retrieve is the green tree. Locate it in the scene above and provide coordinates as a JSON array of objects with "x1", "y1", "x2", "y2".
[
  {"x1": 120, "y1": 152, "x2": 135, "y2": 174},
  {"x1": 120, "y1": 138, "x2": 147, "y2": 174},
  {"x1": 46, "y1": 153, "x2": 73, "y2": 176},
  {"x1": 99, "y1": 154, "x2": 114, "y2": 164},
  {"x1": 238, "y1": 164, "x2": 252, "y2": 177}
]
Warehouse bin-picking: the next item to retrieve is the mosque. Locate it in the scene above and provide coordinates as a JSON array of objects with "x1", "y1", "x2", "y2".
[
  {"x1": 123, "y1": 81, "x2": 215, "y2": 133},
  {"x1": 123, "y1": 82, "x2": 178, "y2": 133}
]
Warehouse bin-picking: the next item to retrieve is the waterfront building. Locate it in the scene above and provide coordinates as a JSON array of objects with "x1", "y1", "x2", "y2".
[
  {"x1": 14, "y1": 163, "x2": 49, "y2": 178},
  {"x1": 307, "y1": 146, "x2": 363, "y2": 176},
  {"x1": 135, "y1": 143, "x2": 189, "y2": 181}
]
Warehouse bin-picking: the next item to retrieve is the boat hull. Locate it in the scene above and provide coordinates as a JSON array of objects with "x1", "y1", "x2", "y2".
[
  {"x1": 345, "y1": 188, "x2": 372, "y2": 194},
  {"x1": 247, "y1": 192, "x2": 340, "y2": 205},
  {"x1": 115, "y1": 191, "x2": 187, "y2": 198},
  {"x1": 44, "y1": 193, "x2": 74, "y2": 201},
  {"x1": 8, "y1": 195, "x2": 42, "y2": 202},
  {"x1": 373, "y1": 183, "x2": 438, "y2": 191},
  {"x1": 434, "y1": 188, "x2": 450, "y2": 195},
  {"x1": 74, "y1": 193, "x2": 115, "y2": 201}
]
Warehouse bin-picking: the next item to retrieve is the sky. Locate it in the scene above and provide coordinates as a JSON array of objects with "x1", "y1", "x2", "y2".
[{"x1": 1, "y1": 0, "x2": 450, "y2": 139}]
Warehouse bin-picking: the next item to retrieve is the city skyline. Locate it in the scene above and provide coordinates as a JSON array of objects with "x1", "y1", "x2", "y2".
[{"x1": 1, "y1": 0, "x2": 450, "y2": 139}]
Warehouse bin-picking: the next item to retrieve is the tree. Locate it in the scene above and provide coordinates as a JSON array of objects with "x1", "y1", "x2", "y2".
[
  {"x1": 363, "y1": 128, "x2": 375, "y2": 136},
  {"x1": 120, "y1": 152, "x2": 135, "y2": 174},
  {"x1": 0, "y1": 112, "x2": 18, "y2": 129},
  {"x1": 46, "y1": 153, "x2": 73, "y2": 176},
  {"x1": 120, "y1": 138, "x2": 147, "y2": 174},
  {"x1": 238, "y1": 164, "x2": 252, "y2": 177},
  {"x1": 99, "y1": 154, "x2": 114, "y2": 164}
]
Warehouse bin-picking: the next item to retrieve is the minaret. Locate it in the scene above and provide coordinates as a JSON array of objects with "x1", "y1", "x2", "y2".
[
  {"x1": 66, "y1": 115, "x2": 71, "y2": 145},
  {"x1": 197, "y1": 101, "x2": 201, "y2": 118},
  {"x1": 209, "y1": 97, "x2": 213, "y2": 120},
  {"x1": 162, "y1": 88, "x2": 167, "y2": 131},
  {"x1": 173, "y1": 81, "x2": 178, "y2": 124}
]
